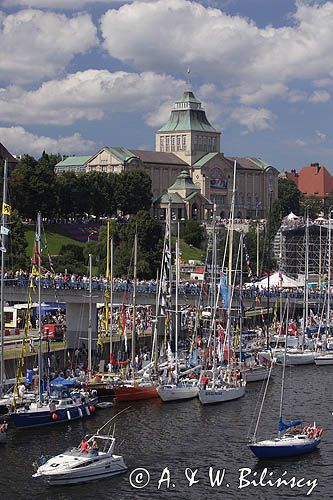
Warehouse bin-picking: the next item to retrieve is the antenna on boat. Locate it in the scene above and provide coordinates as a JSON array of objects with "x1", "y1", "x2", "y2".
[{"x1": 96, "y1": 406, "x2": 132, "y2": 435}]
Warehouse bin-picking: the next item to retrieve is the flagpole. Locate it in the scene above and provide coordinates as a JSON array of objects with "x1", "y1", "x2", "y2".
[
  {"x1": 0, "y1": 160, "x2": 8, "y2": 395},
  {"x1": 37, "y1": 212, "x2": 43, "y2": 405}
]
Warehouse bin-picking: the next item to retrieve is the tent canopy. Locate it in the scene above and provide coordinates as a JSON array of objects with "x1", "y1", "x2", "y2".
[
  {"x1": 49, "y1": 376, "x2": 77, "y2": 388},
  {"x1": 245, "y1": 271, "x2": 302, "y2": 289}
]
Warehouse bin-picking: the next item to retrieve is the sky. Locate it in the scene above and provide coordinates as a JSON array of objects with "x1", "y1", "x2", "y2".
[{"x1": 0, "y1": 0, "x2": 333, "y2": 172}]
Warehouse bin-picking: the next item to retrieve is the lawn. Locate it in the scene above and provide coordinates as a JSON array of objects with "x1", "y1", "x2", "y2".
[{"x1": 24, "y1": 228, "x2": 84, "y2": 257}]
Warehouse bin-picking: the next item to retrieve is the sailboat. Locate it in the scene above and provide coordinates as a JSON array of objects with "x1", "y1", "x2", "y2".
[
  {"x1": 274, "y1": 215, "x2": 315, "y2": 366},
  {"x1": 198, "y1": 161, "x2": 246, "y2": 405},
  {"x1": 0, "y1": 159, "x2": 11, "y2": 441},
  {"x1": 249, "y1": 299, "x2": 323, "y2": 459},
  {"x1": 113, "y1": 232, "x2": 158, "y2": 402},
  {"x1": 315, "y1": 212, "x2": 333, "y2": 365},
  {"x1": 157, "y1": 224, "x2": 199, "y2": 402},
  {"x1": 10, "y1": 214, "x2": 97, "y2": 429}
]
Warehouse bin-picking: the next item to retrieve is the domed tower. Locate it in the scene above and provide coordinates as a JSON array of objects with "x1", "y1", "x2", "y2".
[{"x1": 155, "y1": 90, "x2": 221, "y2": 165}]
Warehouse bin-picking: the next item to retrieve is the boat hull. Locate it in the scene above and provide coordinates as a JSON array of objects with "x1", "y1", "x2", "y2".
[
  {"x1": 275, "y1": 350, "x2": 315, "y2": 366},
  {"x1": 199, "y1": 385, "x2": 245, "y2": 405},
  {"x1": 157, "y1": 385, "x2": 199, "y2": 402},
  {"x1": 314, "y1": 355, "x2": 333, "y2": 366},
  {"x1": 11, "y1": 400, "x2": 97, "y2": 429},
  {"x1": 246, "y1": 368, "x2": 270, "y2": 383},
  {"x1": 35, "y1": 455, "x2": 127, "y2": 485},
  {"x1": 249, "y1": 438, "x2": 320, "y2": 459},
  {"x1": 113, "y1": 385, "x2": 158, "y2": 402}
]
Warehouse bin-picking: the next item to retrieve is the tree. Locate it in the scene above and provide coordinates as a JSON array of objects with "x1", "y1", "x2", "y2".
[
  {"x1": 115, "y1": 170, "x2": 152, "y2": 215},
  {"x1": 300, "y1": 195, "x2": 324, "y2": 219},
  {"x1": 5, "y1": 209, "x2": 29, "y2": 270},
  {"x1": 277, "y1": 178, "x2": 302, "y2": 217},
  {"x1": 181, "y1": 220, "x2": 205, "y2": 247},
  {"x1": 52, "y1": 244, "x2": 87, "y2": 274}
]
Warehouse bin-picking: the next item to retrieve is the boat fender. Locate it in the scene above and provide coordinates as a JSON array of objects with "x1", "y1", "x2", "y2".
[
  {"x1": 89, "y1": 405, "x2": 95, "y2": 413},
  {"x1": 85, "y1": 406, "x2": 90, "y2": 416},
  {"x1": 78, "y1": 407, "x2": 83, "y2": 418},
  {"x1": 0, "y1": 424, "x2": 5, "y2": 433},
  {"x1": 67, "y1": 410, "x2": 72, "y2": 421},
  {"x1": 51, "y1": 412, "x2": 58, "y2": 421}
]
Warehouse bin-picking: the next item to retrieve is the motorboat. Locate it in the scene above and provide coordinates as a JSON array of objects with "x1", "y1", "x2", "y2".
[
  {"x1": 32, "y1": 417, "x2": 127, "y2": 485},
  {"x1": 113, "y1": 379, "x2": 158, "y2": 402},
  {"x1": 274, "y1": 348, "x2": 315, "y2": 365},
  {"x1": 245, "y1": 365, "x2": 271, "y2": 383}
]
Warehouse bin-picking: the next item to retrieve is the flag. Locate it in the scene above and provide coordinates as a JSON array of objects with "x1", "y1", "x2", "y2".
[
  {"x1": 220, "y1": 273, "x2": 229, "y2": 310},
  {"x1": 2, "y1": 202, "x2": 11, "y2": 215},
  {"x1": 0, "y1": 226, "x2": 9, "y2": 235}
]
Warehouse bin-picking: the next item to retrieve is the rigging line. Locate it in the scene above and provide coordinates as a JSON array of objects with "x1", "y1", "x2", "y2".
[{"x1": 252, "y1": 299, "x2": 288, "y2": 441}]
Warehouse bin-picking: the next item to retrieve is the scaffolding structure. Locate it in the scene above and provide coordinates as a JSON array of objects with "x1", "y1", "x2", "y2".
[{"x1": 280, "y1": 223, "x2": 331, "y2": 282}]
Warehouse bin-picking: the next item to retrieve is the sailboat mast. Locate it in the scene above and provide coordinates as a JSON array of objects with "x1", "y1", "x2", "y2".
[
  {"x1": 302, "y1": 213, "x2": 309, "y2": 350},
  {"x1": 239, "y1": 231, "x2": 244, "y2": 366},
  {"x1": 279, "y1": 298, "x2": 289, "y2": 438},
  {"x1": 175, "y1": 224, "x2": 179, "y2": 383},
  {"x1": 226, "y1": 160, "x2": 237, "y2": 366},
  {"x1": 88, "y1": 253, "x2": 92, "y2": 378},
  {"x1": 109, "y1": 236, "x2": 113, "y2": 367},
  {"x1": 0, "y1": 159, "x2": 8, "y2": 395},
  {"x1": 37, "y1": 212, "x2": 43, "y2": 404},
  {"x1": 327, "y1": 213, "x2": 331, "y2": 335},
  {"x1": 131, "y1": 233, "x2": 138, "y2": 372}
]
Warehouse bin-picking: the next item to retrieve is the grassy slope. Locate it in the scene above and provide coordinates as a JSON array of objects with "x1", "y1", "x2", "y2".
[
  {"x1": 24, "y1": 227, "x2": 204, "y2": 262},
  {"x1": 24, "y1": 228, "x2": 84, "y2": 257}
]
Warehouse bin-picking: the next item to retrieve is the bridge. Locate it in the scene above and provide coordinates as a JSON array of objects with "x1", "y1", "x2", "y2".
[{"x1": 1, "y1": 280, "x2": 318, "y2": 349}]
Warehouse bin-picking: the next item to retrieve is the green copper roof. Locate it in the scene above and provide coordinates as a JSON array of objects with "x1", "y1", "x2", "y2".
[
  {"x1": 169, "y1": 170, "x2": 199, "y2": 192},
  {"x1": 105, "y1": 146, "x2": 136, "y2": 162},
  {"x1": 56, "y1": 156, "x2": 91, "y2": 167},
  {"x1": 155, "y1": 192, "x2": 184, "y2": 204},
  {"x1": 246, "y1": 157, "x2": 271, "y2": 170},
  {"x1": 176, "y1": 91, "x2": 202, "y2": 105},
  {"x1": 192, "y1": 152, "x2": 219, "y2": 167},
  {"x1": 158, "y1": 91, "x2": 219, "y2": 133}
]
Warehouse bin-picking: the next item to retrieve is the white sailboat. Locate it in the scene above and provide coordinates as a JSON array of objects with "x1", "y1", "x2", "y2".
[
  {"x1": 275, "y1": 215, "x2": 315, "y2": 366},
  {"x1": 157, "y1": 224, "x2": 199, "y2": 402},
  {"x1": 199, "y1": 161, "x2": 246, "y2": 405},
  {"x1": 315, "y1": 211, "x2": 333, "y2": 365}
]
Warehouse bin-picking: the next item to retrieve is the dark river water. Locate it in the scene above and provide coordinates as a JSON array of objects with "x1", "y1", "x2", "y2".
[{"x1": 1, "y1": 364, "x2": 333, "y2": 500}]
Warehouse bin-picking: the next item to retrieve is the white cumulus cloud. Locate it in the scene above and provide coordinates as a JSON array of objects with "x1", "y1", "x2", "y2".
[
  {"x1": 230, "y1": 107, "x2": 274, "y2": 132},
  {"x1": 100, "y1": 0, "x2": 333, "y2": 104},
  {"x1": 2, "y1": 0, "x2": 123, "y2": 7},
  {"x1": 0, "y1": 126, "x2": 96, "y2": 156},
  {"x1": 0, "y1": 9, "x2": 98, "y2": 84},
  {"x1": 0, "y1": 70, "x2": 185, "y2": 125}
]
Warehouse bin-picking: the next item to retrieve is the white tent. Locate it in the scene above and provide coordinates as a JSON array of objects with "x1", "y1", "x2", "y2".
[
  {"x1": 286, "y1": 212, "x2": 300, "y2": 220},
  {"x1": 245, "y1": 271, "x2": 302, "y2": 289}
]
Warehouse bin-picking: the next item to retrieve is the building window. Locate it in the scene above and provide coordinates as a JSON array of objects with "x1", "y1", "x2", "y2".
[
  {"x1": 199, "y1": 136, "x2": 202, "y2": 145},
  {"x1": 166, "y1": 136, "x2": 170, "y2": 152},
  {"x1": 210, "y1": 167, "x2": 227, "y2": 189},
  {"x1": 177, "y1": 135, "x2": 181, "y2": 151},
  {"x1": 160, "y1": 136, "x2": 164, "y2": 152},
  {"x1": 171, "y1": 136, "x2": 175, "y2": 151},
  {"x1": 182, "y1": 135, "x2": 186, "y2": 150}
]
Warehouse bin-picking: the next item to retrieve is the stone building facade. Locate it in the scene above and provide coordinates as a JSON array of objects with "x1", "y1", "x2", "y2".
[{"x1": 55, "y1": 89, "x2": 279, "y2": 221}]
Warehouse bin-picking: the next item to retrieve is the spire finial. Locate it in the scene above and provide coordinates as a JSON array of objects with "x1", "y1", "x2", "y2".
[{"x1": 186, "y1": 67, "x2": 192, "y2": 90}]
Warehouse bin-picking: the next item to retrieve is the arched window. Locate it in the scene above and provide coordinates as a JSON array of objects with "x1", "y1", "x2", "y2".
[
  {"x1": 191, "y1": 203, "x2": 199, "y2": 220},
  {"x1": 210, "y1": 168, "x2": 227, "y2": 189}
]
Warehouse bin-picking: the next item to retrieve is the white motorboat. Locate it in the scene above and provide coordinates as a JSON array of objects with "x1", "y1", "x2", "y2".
[
  {"x1": 32, "y1": 417, "x2": 127, "y2": 485},
  {"x1": 157, "y1": 380, "x2": 199, "y2": 402},
  {"x1": 198, "y1": 383, "x2": 245, "y2": 405},
  {"x1": 314, "y1": 352, "x2": 333, "y2": 365}
]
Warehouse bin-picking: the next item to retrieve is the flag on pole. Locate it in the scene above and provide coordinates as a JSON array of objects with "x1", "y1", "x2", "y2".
[{"x1": 2, "y1": 202, "x2": 11, "y2": 215}]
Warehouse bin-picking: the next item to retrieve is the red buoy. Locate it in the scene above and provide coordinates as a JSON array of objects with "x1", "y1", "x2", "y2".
[
  {"x1": 51, "y1": 412, "x2": 58, "y2": 421},
  {"x1": 89, "y1": 405, "x2": 95, "y2": 413}
]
